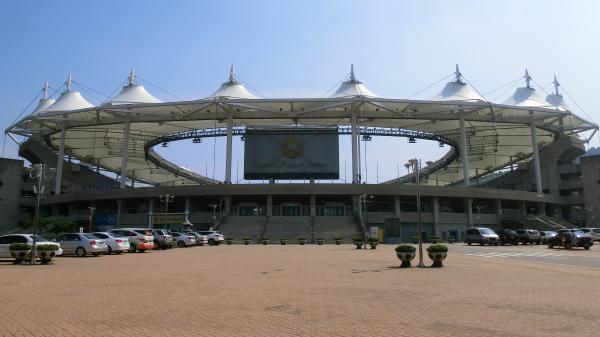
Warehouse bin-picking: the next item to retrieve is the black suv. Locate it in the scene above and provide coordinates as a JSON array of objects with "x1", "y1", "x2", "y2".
[
  {"x1": 547, "y1": 229, "x2": 593, "y2": 250},
  {"x1": 496, "y1": 229, "x2": 519, "y2": 245}
]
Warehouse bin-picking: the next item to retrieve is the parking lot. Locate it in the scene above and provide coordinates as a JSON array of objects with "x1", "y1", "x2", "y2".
[{"x1": 1, "y1": 243, "x2": 600, "y2": 337}]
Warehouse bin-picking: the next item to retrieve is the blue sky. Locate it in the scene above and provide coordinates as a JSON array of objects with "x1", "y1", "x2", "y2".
[{"x1": 2, "y1": 0, "x2": 600, "y2": 182}]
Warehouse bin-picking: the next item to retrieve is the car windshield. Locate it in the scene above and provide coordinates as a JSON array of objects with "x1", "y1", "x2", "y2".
[
  {"x1": 479, "y1": 229, "x2": 494, "y2": 235},
  {"x1": 29, "y1": 235, "x2": 48, "y2": 242},
  {"x1": 93, "y1": 233, "x2": 108, "y2": 239},
  {"x1": 135, "y1": 230, "x2": 152, "y2": 236}
]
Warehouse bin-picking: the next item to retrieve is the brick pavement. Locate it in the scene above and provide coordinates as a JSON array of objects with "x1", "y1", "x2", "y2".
[{"x1": 1, "y1": 244, "x2": 599, "y2": 337}]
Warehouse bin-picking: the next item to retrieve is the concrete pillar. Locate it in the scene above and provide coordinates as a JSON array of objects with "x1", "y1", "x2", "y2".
[
  {"x1": 530, "y1": 119, "x2": 543, "y2": 194},
  {"x1": 266, "y1": 195, "x2": 273, "y2": 217},
  {"x1": 466, "y1": 198, "x2": 473, "y2": 226},
  {"x1": 519, "y1": 200, "x2": 527, "y2": 216},
  {"x1": 224, "y1": 196, "x2": 231, "y2": 216},
  {"x1": 394, "y1": 196, "x2": 401, "y2": 217},
  {"x1": 116, "y1": 199, "x2": 123, "y2": 227},
  {"x1": 495, "y1": 199, "x2": 503, "y2": 225},
  {"x1": 351, "y1": 112, "x2": 359, "y2": 183},
  {"x1": 225, "y1": 114, "x2": 233, "y2": 183},
  {"x1": 310, "y1": 195, "x2": 316, "y2": 217},
  {"x1": 120, "y1": 117, "x2": 131, "y2": 189},
  {"x1": 185, "y1": 196, "x2": 190, "y2": 222},
  {"x1": 54, "y1": 123, "x2": 66, "y2": 195},
  {"x1": 459, "y1": 112, "x2": 470, "y2": 187},
  {"x1": 433, "y1": 197, "x2": 440, "y2": 236},
  {"x1": 148, "y1": 198, "x2": 154, "y2": 228},
  {"x1": 537, "y1": 202, "x2": 545, "y2": 216}
]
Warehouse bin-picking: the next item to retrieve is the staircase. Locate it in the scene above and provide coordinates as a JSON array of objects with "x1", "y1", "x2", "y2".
[
  {"x1": 502, "y1": 215, "x2": 575, "y2": 231},
  {"x1": 217, "y1": 216, "x2": 266, "y2": 241}
]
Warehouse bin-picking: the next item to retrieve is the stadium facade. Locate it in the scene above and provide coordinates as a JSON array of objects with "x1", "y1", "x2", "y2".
[{"x1": 2, "y1": 65, "x2": 599, "y2": 242}]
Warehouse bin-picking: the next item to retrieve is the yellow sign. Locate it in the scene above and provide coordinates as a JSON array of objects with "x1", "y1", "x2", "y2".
[{"x1": 153, "y1": 214, "x2": 186, "y2": 225}]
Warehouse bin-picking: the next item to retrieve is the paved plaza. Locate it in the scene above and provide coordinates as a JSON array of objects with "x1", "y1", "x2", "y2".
[{"x1": 1, "y1": 243, "x2": 600, "y2": 337}]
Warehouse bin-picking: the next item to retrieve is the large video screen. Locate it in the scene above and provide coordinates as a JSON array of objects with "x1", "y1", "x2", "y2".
[{"x1": 244, "y1": 127, "x2": 339, "y2": 180}]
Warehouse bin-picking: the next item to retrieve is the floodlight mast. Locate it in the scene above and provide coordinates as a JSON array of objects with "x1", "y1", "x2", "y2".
[{"x1": 29, "y1": 164, "x2": 55, "y2": 265}]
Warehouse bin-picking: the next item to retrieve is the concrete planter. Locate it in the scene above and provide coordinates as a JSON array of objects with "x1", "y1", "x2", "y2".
[
  {"x1": 396, "y1": 251, "x2": 416, "y2": 268},
  {"x1": 243, "y1": 239, "x2": 252, "y2": 245},
  {"x1": 298, "y1": 239, "x2": 306, "y2": 245},
  {"x1": 280, "y1": 239, "x2": 287, "y2": 245},
  {"x1": 334, "y1": 239, "x2": 342, "y2": 245},
  {"x1": 36, "y1": 250, "x2": 57, "y2": 264},
  {"x1": 316, "y1": 239, "x2": 324, "y2": 245},
  {"x1": 10, "y1": 250, "x2": 31, "y2": 264},
  {"x1": 428, "y1": 252, "x2": 447, "y2": 268},
  {"x1": 225, "y1": 239, "x2": 234, "y2": 245}
]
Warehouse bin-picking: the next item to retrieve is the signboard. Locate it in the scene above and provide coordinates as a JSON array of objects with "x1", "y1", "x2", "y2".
[
  {"x1": 244, "y1": 127, "x2": 339, "y2": 179},
  {"x1": 153, "y1": 213, "x2": 186, "y2": 225}
]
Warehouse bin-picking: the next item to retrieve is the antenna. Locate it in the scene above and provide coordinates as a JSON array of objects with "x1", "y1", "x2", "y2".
[
  {"x1": 349, "y1": 64, "x2": 356, "y2": 82},
  {"x1": 454, "y1": 64, "x2": 463, "y2": 83},
  {"x1": 128, "y1": 67, "x2": 136, "y2": 86},
  {"x1": 66, "y1": 74, "x2": 73, "y2": 92},
  {"x1": 553, "y1": 74, "x2": 560, "y2": 96},
  {"x1": 524, "y1": 69, "x2": 532, "y2": 89},
  {"x1": 229, "y1": 65, "x2": 235, "y2": 83},
  {"x1": 42, "y1": 81, "x2": 49, "y2": 99}
]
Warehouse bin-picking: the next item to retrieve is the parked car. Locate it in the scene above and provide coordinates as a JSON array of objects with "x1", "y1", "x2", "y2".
[
  {"x1": 464, "y1": 227, "x2": 499, "y2": 246},
  {"x1": 197, "y1": 231, "x2": 225, "y2": 246},
  {"x1": 107, "y1": 228, "x2": 154, "y2": 252},
  {"x1": 92, "y1": 232, "x2": 130, "y2": 254},
  {"x1": 152, "y1": 229, "x2": 175, "y2": 250},
  {"x1": 172, "y1": 232, "x2": 197, "y2": 247},
  {"x1": 578, "y1": 228, "x2": 600, "y2": 242},
  {"x1": 539, "y1": 231, "x2": 558, "y2": 244},
  {"x1": 515, "y1": 229, "x2": 542, "y2": 245},
  {"x1": 0, "y1": 234, "x2": 63, "y2": 258},
  {"x1": 184, "y1": 232, "x2": 208, "y2": 246},
  {"x1": 495, "y1": 229, "x2": 519, "y2": 245},
  {"x1": 547, "y1": 229, "x2": 593, "y2": 250},
  {"x1": 55, "y1": 233, "x2": 108, "y2": 257}
]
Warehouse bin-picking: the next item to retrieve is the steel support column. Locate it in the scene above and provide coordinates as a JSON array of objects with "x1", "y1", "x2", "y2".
[
  {"x1": 530, "y1": 121, "x2": 543, "y2": 194},
  {"x1": 225, "y1": 114, "x2": 233, "y2": 183},
  {"x1": 54, "y1": 123, "x2": 66, "y2": 195},
  {"x1": 120, "y1": 117, "x2": 131, "y2": 189},
  {"x1": 459, "y1": 112, "x2": 470, "y2": 187},
  {"x1": 351, "y1": 113, "x2": 359, "y2": 183}
]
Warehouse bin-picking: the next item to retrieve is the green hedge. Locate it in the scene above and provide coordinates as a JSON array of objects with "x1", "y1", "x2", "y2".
[
  {"x1": 395, "y1": 244, "x2": 416, "y2": 253},
  {"x1": 426, "y1": 244, "x2": 448, "y2": 253},
  {"x1": 9, "y1": 243, "x2": 32, "y2": 251},
  {"x1": 36, "y1": 244, "x2": 59, "y2": 251}
]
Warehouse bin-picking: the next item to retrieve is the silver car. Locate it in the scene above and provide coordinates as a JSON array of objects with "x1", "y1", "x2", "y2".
[
  {"x1": 92, "y1": 232, "x2": 130, "y2": 254},
  {"x1": 172, "y1": 232, "x2": 197, "y2": 247},
  {"x1": 55, "y1": 233, "x2": 109, "y2": 257},
  {"x1": 0, "y1": 234, "x2": 63, "y2": 258}
]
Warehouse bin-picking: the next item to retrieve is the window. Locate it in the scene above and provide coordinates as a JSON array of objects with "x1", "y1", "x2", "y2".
[
  {"x1": 93, "y1": 233, "x2": 108, "y2": 239},
  {"x1": 0, "y1": 235, "x2": 26, "y2": 244}
]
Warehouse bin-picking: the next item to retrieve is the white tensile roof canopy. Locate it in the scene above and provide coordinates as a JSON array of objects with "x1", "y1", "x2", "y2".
[
  {"x1": 108, "y1": 68, "x2": 161, "y2": 105},
  {"x1": 5, "y1": 65, "x2": 598, "y2": 187}
]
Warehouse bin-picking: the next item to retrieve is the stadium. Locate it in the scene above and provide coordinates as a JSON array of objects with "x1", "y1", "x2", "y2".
[{"x1": 2, "y1": 65, "x2": 599, "y2": 243}]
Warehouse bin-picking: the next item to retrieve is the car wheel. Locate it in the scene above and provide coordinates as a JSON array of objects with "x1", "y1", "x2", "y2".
[
  {"x1": 199, "y1": 243, "x2": 204, "y2": 246},
  {"x1": 494, "y1": 242, "x2": 499, "y2": 246},
  {"x1": 153, "y1": 242, "x2": 160, "y2": 250},
  {"x1": 209, "y1": 239, "x2": 216, "y2": 246},
  {"x1": 479, "y1": 241, "x2": 484, "y2": 246},
  {"x1": 138, "y1": 249, "x2": 146, "y2": 253},
  {"x1": 177, "y1": 241, "x2": 185, "y2": 248},
  {"x1": 466, "y1": 240, "x2": 471, "y2": 246},
  {"x1": 583, "y1": 243, "x2": 591, "y2": 250},
  {"x1": 93, "y1": 252, "x2": 100, "y2": 257},
  {"x1": 76, "y1": 247, "x2": 86, "y2": 257},
  {"x1": 106, "y1": 246, "x2": 112, "y2": 255},
  {"x1": 129, "y1": 243, "x2": 136, "y2": 253},
  {"x1": 548, "y1": 243, "x2": 554, "y2": 249},
  {"x1": 536, "y1": 241, "x2": 541, "y2": 245},
  {"x1": 116, "y1": 251, "x2": 122, "y2": 255}
]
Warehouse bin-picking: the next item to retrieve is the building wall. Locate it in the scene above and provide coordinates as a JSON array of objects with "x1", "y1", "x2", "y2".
[
  {"x1": 580, "y1": 154, "x2": 600, "y2": 227},
  {"x1": 0, "y1": 158, "x2": 24, "y2": 232}
]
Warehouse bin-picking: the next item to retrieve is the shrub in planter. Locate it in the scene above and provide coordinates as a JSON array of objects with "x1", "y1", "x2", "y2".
[
  {"x1": 426, "y1": 244, "x2": 448, "y2": 268},
  {"x1": 448, "y1": 236, "x2": 455, "y2": 244},
  {"x1": 9, "y1": 243, "x2": 32, "y2": 264},
  {"x1": 429, "y1": 236, "x2": 440, "y2": 244},
  {"x1": 298, "y1": 238, "x2": 307, "y2": 245},
  {"x1": 352, "y1": 237, "x2": 363, "y2": 249},
  {"x1": 395, "y1": 244, "x2": 416, "y2": 268},
  {"x1": 334, "y1": 238, "x2": 343, "y2": 245},
  {"x1": 368, "y1": 237, "x2": 378, "y2": 249},
  {"x1": 35, "y1": 244, "x2": 59, "y2": 264},
  {"x1": 280, "y1": 238, "x2": 288, "y2": 245},
  {"x1": 316, "y1": 238, "x2": 325, "y2": 245},
  {"x1": 243, "y1": 237, "x2": 252, "y2": 245},
  {"x1": 225, "y1": 238, "x2": 234, "y2": 245},
  {"x1": 261, "y1": 238, "x2": 270, "y2": 245},
  {"x1": 410, "y1": 235, "x2": 420, "y2": 244}
]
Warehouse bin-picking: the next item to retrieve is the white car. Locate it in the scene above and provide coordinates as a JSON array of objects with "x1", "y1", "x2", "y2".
[
  {"x1": 197, "y1": 231, "x2": 225, "y2": 246},
  {"x1": 172, "y1": 232, "x2": 197, "y2": 247},
  {"x1": 107, "y1": 228, "x2": 154, "y2": 252},
  {"x1": 0, "y1": 234, "x2": 63, "y2": 258},
  {"x1": 93, "y1": 232, "x2": 130, "y2": 254},
  {"x1": 578, "y1": 228, "x2": 600, "y2": 242}
]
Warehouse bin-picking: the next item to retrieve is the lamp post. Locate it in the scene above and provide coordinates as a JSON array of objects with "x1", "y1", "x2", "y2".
[
  {"x1": 158, "y1": 194, "x2": 175, "y2": 229},
  {"x1": 358, "y1": 194, "x2": 374, "y2": 249},
  {"x1": 209, "y1": 202, "x2": 219, "y2": 230},
  {"x1": 407, "y1": 158, "x2": 424, "y2": 268},
  {"x1": 28, "y1": 164, "x2": 55, "y2": 265},
  {"x1": 584, "y1": 207, "x2": 595, "y2": 227},
  {"x1": 475, "y1": 205, "x2": 486, "y2": 226}
]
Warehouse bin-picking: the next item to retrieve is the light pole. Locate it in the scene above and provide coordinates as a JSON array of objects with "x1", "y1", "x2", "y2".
[
  {"x1": 357, "y1": 194, "x2": 374, "y2": 249},
  {"x1": 158, "y1": 194, "x2": 175, "y2": 229},
  {"x1": 28, "y1": 164, "x2": 55, "y2": 265},
  {"x1": 88, "y1": 204, "x2": 96, "y2": 232},
  {"x1": 475, "y1": 205, "x2": 486, "y2": 226},
  {"x1": 209, "y1": 202, "x2": 219, "y2": 230},
  {"x1": 407, "y1": 158, "x2": 425, "y2": 268}
]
